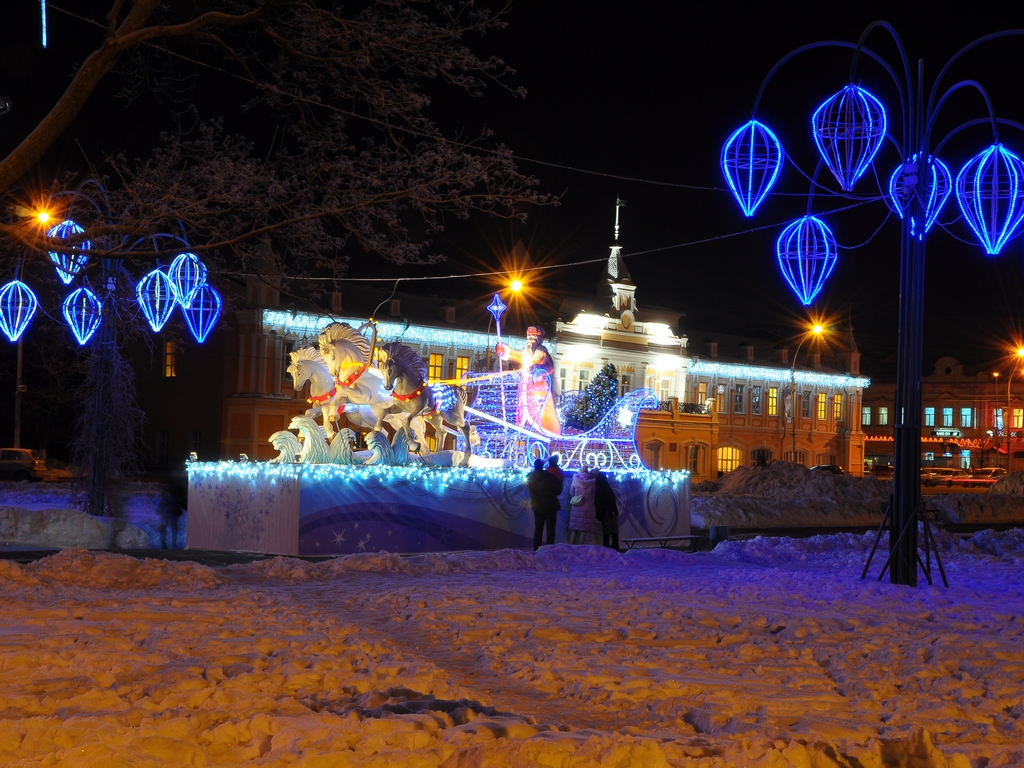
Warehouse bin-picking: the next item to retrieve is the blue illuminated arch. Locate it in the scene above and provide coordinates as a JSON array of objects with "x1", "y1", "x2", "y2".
[
  {"x1": 811, "y1": 84, "x2": 887, "y2": 192},
  {"x1": 136, "y1": 268, "x2": 178, "y2": 332},
  {"x1": 0, "y1": 280, "x2": 38, "y2": 342},
  {"x1": 887, "y1": 154, "x2": 951, "y2": 236},
  {"x1": 181, "y1": 283, "x2": 222, "y2": 343},
  {"x1": 169, "y1": 252, "x2": 207, "y2": 307},
  {"x1": 776, "y1": 216, "x2": 838, "y2": 305},
  {"x1": 47, "y1": 219, "x2": 91, "y2": 285},
  {"x1": 720, "y1": 119, "x2": 784, "y2": 217},
  {"x1": 955, "y1": 144, "x2": 1024, "y2": 255},
  {"x1": 63, "y1": 287, "x2": 103, "y2": 345}
]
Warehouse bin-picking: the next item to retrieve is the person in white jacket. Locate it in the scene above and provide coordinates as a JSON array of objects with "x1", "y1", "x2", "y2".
[{"x1": 567, "y1": 467, "x2": 600, "y2": 545}]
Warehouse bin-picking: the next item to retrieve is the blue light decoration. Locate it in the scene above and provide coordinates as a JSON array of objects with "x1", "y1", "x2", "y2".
[
  {"x1": 720, "y1": 119, "x2": 784, "y2": 216},
  {"x1": 46, "y1": 219, "x2": 91, "y2": 285},
  {"x1": 62, "y1": 287, "x2": 103, "y2": 345},
  {"x1": 486, "y1": 293, "x2": 508, "y2": 324},
  {"x1": 811, "y1": 84, "x2": 887, "y2": 192},
  {"x1": 776, "y1": 215, "x2": 838, "y2": 305},
  {"x1": 40, "y1": 0, "x2": 47, "y2": 48},
  {"x1": 181, "y1": 282, "x2": 222, "y2": 343},
  {"x1": 0, "y1": 280, "x2": 38, "y2": 342},
  {"x1": 168, "y1": 252, "x2": 207, "y2": 307},
  {"x1": 954, "y1": 143, "x2": 1024, "y2": 255},
  {"x1": 886, "y1": 154, "x2": 952, "y2": 236},
  {"x1": 135, "y1": 267, "x2": 178, "y2": 332}
]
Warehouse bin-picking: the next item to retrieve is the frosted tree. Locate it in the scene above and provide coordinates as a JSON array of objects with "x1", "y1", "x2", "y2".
[{"x1": 564, "y1": 363, "x2": 619, "y2": 431}]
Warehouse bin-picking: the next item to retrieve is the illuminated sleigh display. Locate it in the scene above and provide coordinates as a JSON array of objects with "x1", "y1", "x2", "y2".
[{"x1": 463, "y1": 368, "x2": 655, "y2": 471}]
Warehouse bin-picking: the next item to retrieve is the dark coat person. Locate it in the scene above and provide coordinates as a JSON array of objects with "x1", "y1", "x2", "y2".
[
  {"x1": 527, "y1": 458, "x2": 561, "y2": 550},
  {"x1": 593, "y1": 469, "x2": 619, "y2": 549}
]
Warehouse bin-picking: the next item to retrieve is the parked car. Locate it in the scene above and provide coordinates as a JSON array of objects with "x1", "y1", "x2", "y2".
[
  {"x1": 869, "y1": 465, "x2": 893, "y2": 479},
  {"x1": 921, "y1": 467, "x2": 968, "y2": 487},
  {"x1": 962, "y1": 467, "x2": 1007, "y2": 487},
  {"x1": 0, "y1": 448, "x2": 46, "y2": 482},
  {"x1": 810, "y1": 464, "x2": 845, "y2": 474}
]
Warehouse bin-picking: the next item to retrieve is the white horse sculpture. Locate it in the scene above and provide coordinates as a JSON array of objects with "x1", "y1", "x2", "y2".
[{"x1": 287, "y1": 347, "x2": 343, "y2": 438}]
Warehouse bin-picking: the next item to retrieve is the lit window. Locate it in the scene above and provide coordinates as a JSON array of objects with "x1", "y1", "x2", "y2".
[
  {"x1": 832, "y1": 394, "x2": 842, "y2": 421},
  {"x1": 816, "y1": 392, "x2": 826, "y2": 420},
  {"x1": 768, "y1": 387, "x2": 778, "y2": 416},
  {"x1": 751, "y1": 386, "x2": 761, "y2": 415},
  {"x1": 163, "y1": 340, "x2": 176, "y2": 378},
  {"x1": 942, "y1": 407, "x2": 953, "y2": 427},
  {"x1": 1015, "y1": 409, "x2": 1023, "y2": 430},
  {"x1": 456, "y1": 356, "x2": 470, "y2": 381},
  {"x1": 862, "y1": 406, "x2": 871, "y2": 426},
  {"x1": 717, "y1": 446, "x2": 742, "y2": 474},
  {"x1": 428, "y1": 353, "x2": 443, "y2": 381},
  {"x1": 733, "y1": 385, "x2": 745, "y2": 414},
  {"x1": 924, "y1": 407, "x2": 935, "y2": 427},
  {"x1": 960, "y1": 407, "x2": 972, "y2": 428},
  {"x1": 879, "y1": 407, "x2": 889, "y2": 426},
  {"x1": 697, "y1": 381, "x2": 708, "y2": 403},
  {"x1": 995, "y1": 408, "x2": 1004, "y2": 432},
  {"x1": 716, "y1": 384, "x2": 726, "y2": 414},
  {"x1": 621, "y1": 374, "x2": 631, "y2": 395},
  {"x1": 802, "y1": 391, "x2": 812, "y2": 419}
]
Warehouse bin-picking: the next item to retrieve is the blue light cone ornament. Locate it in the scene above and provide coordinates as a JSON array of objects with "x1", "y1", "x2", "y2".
[
  {"x1": 62, "y1": 287, "x2": 103, "y2": 345},
  {"x1": 168, "y1": 252, "x2": 207, "y2": 307},
  {"x1": 811, "y1": 84, "x2": 887, "y2": 192},
  {"x1": 886, "y1": 154, "x2": 952, "y2": 236},
  {"x1": 0, "y1": 280, "x2": 38, "y2": 342},
  {"x1": 776, "y1": 216, "x2": 839, "y2": 306},
  {"x1": 136, "y1": 267, "x2": 178, "y2": 332},
  {"x1": 721, "y1": 119, "x2": 784, "y2": 216},
  {"x1": 955, "y1": 144, "x2": 1024, "y2": 255},
  {"x1": 46, "y1": 219, "x2": 90, "y2": 285},
  {"x1": 181, "y1": 283, "x2": 222, "y2": 343}
]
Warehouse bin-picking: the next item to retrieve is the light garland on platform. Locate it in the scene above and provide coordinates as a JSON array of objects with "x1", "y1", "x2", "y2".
[
  {"x1": 187, "y1": 460, "x2": 689, "y2": 486},
  {"x1": 263, "y1": 309, "x2": 526, "y2": 351},
  {"x1": 689, "y1": 360, "x2": 870, "y2": 389}
]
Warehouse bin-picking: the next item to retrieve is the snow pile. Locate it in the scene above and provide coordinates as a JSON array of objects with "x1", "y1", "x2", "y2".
[
  {"x1": 990, "y1": 471, "x2": 1024, "y2": 496},
  {"x1": 0, "y1": 481, "x2": 185, "y2": 550},
  {"x1": 2, "y1": 538, "x2": 1024, "y2": 766}
]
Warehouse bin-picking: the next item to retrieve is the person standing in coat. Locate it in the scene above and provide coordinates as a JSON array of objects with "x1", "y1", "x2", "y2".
[
  {"x1": 527, "y1": 458, "x2": 561, "y2": 550},
  {"x1": 568, "y1": 467, "x2": 600, "y2": 544},
  {"x1": 593, "y1": 468, "x2": 619, "y2": 549}
]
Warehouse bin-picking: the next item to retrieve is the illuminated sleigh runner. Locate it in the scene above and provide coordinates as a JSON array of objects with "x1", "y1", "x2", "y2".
[{"x1": 462, "y1": 367, "x2": 656, "y2": 471}]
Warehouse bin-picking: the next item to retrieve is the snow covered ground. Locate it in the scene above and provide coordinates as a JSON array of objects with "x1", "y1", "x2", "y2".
[{"x1": 2, "y1": 532, "x2": 1024, "y2": 766}]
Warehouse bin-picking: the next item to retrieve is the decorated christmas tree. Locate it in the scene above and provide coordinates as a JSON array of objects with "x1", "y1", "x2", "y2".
[{"x1": 564, "y1": 363, "x2": 619, "y2": 431}]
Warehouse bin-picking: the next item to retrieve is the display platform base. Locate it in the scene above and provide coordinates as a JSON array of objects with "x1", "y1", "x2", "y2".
[{"x1": 186, "y1": 463, "x2": 690, "y2": 556}]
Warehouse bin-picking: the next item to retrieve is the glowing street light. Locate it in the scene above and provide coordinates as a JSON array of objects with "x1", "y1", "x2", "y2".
[{"x1": 509, "y1": 278, "x2": 523, "y2": 293}]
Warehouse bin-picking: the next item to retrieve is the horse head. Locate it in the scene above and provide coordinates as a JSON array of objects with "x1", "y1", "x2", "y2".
[
  {"x1": 378, "y1": 342, "x2": 426, "y2": 393},
  {"x1": 287, "y1": 347, "x2": 327, "y2": 390},
  {"x1": 319, "y1": 322, "x2": 371, "y2": 378}
]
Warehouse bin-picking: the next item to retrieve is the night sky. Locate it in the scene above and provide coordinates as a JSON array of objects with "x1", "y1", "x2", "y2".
[{"x1": 5, "y1": 2, "x2": 1024, "y2": 375}]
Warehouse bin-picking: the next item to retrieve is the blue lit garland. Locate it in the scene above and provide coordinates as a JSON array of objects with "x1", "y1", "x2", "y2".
[
  {"x1": 955, "y1": 143, "x2": 1024, "y2": 255},
  {"x1": 776, "y1": 216, "x2": 838, "y2": 305},
  {"x1": 0, "y1": 280, "x2": 38, "y2": 342},
  {"x1": 811, "y1": 84, "x2": 887, "y2": 192},
  {"x1": 181, "y1": 283, "x2": 222, "y2": 343},
  {"x1": 62, "y1": 287, "x2": 103, "y2": 345},
  {"x1": 720, "y1": 119, "x2": 784, "y2": 217},
  {"x1": 46, "y1": 219, "x2": 90, "y2": 285},
  {"x1": 887, "y1": 154, "x2": 951, "y2": 237},
  {"x1": 688, "y1": 359, "x2": 870, "y2": 389},
  {"x1": 136, "y1": 267, "x2": 178, "y2": 332}
]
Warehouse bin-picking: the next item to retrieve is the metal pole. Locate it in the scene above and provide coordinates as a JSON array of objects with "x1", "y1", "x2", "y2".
[
  {"x1": 790, "y1": 334, "x2": 808, "y2": 463},
  {"x1": 13, "y1": 337, "x2": 23, "y2": 449}
]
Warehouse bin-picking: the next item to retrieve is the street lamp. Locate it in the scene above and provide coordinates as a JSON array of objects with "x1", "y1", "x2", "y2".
[
  {"x1": 789, "y1": 323, "x2": 824, "y2": 463},
  {"x1": 724, "y1": 23, "x2": 1024, "y2": 586},
  {"x1": 1001, "y1": 347, "x2": 1024, "y2": 471}
]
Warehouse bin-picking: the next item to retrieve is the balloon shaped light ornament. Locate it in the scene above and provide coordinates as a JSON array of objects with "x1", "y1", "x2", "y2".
[
  {"x1": 886, "y1": 154, "x2": 952, "y2": 238},
  {"x1": 63, "y1": 287, "x2": 103, "y2": 345},
  {"x1": 136, "y1": 267, "x2": 178, "y2": 332},
  {"x1": 0, "y1": 280, "x2": 38, "y2": 342},
  {"x1": 776, "y1": 215, "x2": 839, "y2": 306},
  {"x1": 47, "y1": 219, "x2": 91, "y2": 285},
  {"x1": 811, "y1": 84, "x2": 887, "y2": 192},
  {"x1": 721, "y1": 119, "x2": 784, "y2": 217},
  {"x1": 955, "y1": 143, "x2": 1024, "y2": 255},
  {"x1": 181, "y1": 283, "x2": 222, "y2": 343},
  {"x1": 168, "y1": 252, "x2": 207, "y2": 307}
]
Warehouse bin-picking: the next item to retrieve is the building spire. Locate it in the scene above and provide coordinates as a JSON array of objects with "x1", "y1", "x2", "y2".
[{"x1": 607, "y1": 196, "x2": 632, "y2": 285}]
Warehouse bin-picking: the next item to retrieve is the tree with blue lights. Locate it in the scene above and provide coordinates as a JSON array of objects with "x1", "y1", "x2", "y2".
[{"x1": 564, "y1": 364, "x2": 618, "y2": 431}]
